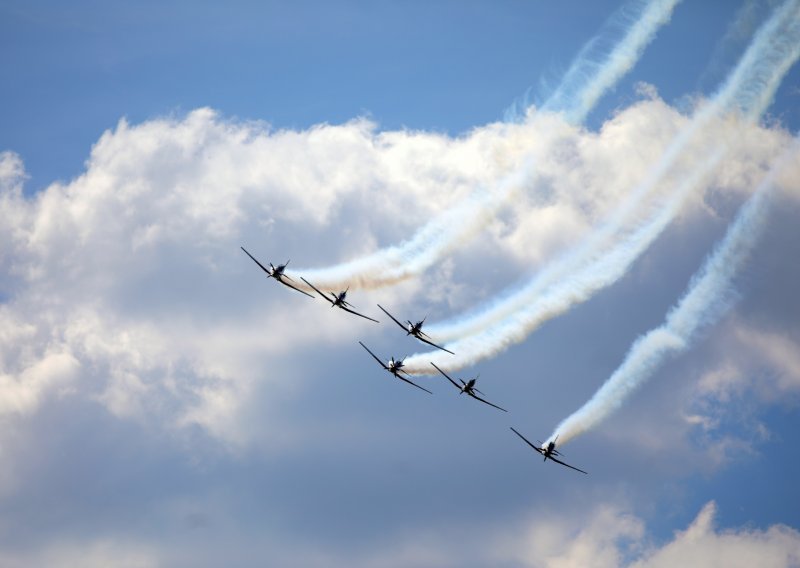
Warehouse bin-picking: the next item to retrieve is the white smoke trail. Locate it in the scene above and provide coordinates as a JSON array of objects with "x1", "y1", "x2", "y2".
[
  {"x1": 405, "y1": 150, "x2": 725, "y2": 374},
  {"x1": 697, "y1": 0, "x2": 773, "y2": 91},
  {"x1": 287, "y1": 0, "x2": 682, "y2": 290},
  {"x1": 547, "y1": 143, "x2": 797, "y2": 447},
  {"x1": 400, "y1": 0, "x2": 800, "y2": 369},
  {"x1": 506, "y1": 0, "x2": 684, "y2": 123},
  {"x1": 542, "y1": 0, "x2": 685, "y2": 123}
]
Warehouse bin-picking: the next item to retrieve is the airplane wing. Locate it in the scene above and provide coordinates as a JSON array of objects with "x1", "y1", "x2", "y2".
[
  {"x1": 396, "y1": 374, "x2": 433, "y2": 394},
  {"x1": 300, "y1": 277, "x2": 336, "y2": 305},
  {"x1": 549, "y1": 456, "x2": 588, "y2": 475},
  {"x1": 359, "y1": 341, "x2": 389, "y2": 370},
  {"x1": 276, "y1": 278, "x2": 315, "y2": 299},
  {"x1": 338, "y1": 304, "x2": 379, "y2": 323},
  {"x1": 278, "y1": 260, "x2": 297, "y2": 282},
  {"x1": 242, "y1": 247, "x2": 315, "y2": 298},
  {"x1": 430, "y1": 362, "x2": 462, "y2": 391},
  {"x1": 416, "y1": 335, "x2": 455, "y2": 355},
  {"x1": 377, "y1": 304, "x2": 408, "y2": 332},
  {"x1": 241, "y1": 246, "x2": 272, "y2": 277},
  {"x1": 510, "y1": 427, "x2": 545, "y2": 456},
  {"x1": 469, "y1": 392, "x2": 507, "y2": 412}
]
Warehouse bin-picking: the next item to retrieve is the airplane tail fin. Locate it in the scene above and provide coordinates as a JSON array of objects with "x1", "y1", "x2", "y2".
[{"x1": 474, "y1": 375, "x2": 484, "y2": 395}]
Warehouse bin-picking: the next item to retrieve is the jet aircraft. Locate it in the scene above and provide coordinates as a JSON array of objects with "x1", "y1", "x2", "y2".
[
  {"x1": 431, "y1": 362, "x2": 506, "y2": 412},
  {"x1": 240, "y1": 247, "x2": 314, "y2": 299},
  {"x1": 510, "y1": 427, "x2": 587, "y2": 474},
  {"x1": 301, "y1": 278, "x2": 379, "y2": 323},
  {"x1": 377, "y1": 305, "x2": 454, "y2": 354},
  {"x1": 359, "y1": 342, "x2": 432, "y2": 394}
]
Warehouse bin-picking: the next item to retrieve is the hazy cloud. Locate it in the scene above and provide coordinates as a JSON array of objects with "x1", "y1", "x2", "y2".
[
  {"x1": 495, "y1": 501, "x2": 800, "y2": 568},
  {"x1": 0, "y1": 89, "x2": 796, "y2": 448}
]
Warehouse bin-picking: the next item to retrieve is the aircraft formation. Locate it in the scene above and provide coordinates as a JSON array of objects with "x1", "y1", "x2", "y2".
[{"x1": 241, "y1": 246, "x2": 588, "y2": 475}]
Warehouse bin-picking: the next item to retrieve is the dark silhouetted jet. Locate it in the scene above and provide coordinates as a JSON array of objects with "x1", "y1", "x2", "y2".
[
  {"x1": 510, "y1": 427, "x2": 587, "y2": 474},
  {"x1": 378, "y1": 305, "x2": 454, "y2": 354},
  {"x1": 301, "y1": 278, "x2": 379, "y2": 323},
  {"x1": 359, "y1": 342, "x2": 432, "y2": 394},
  {"x1": 431, "y1": 362, "x2": 506, "y2": 412},
  {"x1": 241, "y1": 247, "x2": 314, "y2": 299}
]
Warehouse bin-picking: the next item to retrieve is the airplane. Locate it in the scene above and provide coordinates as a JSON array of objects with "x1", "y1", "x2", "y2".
[
  {"x1": 377, "y1": 305, "x2": 454, "y2": 355},
  {"x1": 301, "y1": 277, "x2": 379, "y2": 323},
  {"x1": 430, "y1": 362, "x2": 506, "y2": 412},
  {"x1": 509, "y1": 427, "x2": 587, "y2": 474},
  {"x1": 240, "y1": 246, "x2": 315, "y2": 299},
  {"x1": 359, "y1": 341, "x2": 432, "y2": 394}
]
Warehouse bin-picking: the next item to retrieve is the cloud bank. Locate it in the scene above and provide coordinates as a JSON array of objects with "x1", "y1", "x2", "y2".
[
  {"x1": 496, "y1": 501, "x2": 800, "y2": 568},
  {"x1": 1, "y1": 73, "x2": 798, "y2": 446},
  {"x1": 3, "y1": 499, "x2": 796, "y2": 567},
  {"x1": 403, "y1": 0, "x2": 800, "y2": 372}
]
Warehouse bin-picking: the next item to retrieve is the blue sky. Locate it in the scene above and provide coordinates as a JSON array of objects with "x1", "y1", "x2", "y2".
[
  {"x1": 6, "y1": 0, "x2": 797, "y2": 188},
  {"x1": 1, "y1": 1, "x2": 800, "y2": 566}
]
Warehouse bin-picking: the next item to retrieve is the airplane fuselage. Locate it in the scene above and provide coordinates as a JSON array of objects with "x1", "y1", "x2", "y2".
[
  {"x1": 270, "y1": 266, "x2": 288, "y2": 280},
  {"x1": 509, "y1": 427, "x2": 584, "y2": 473},
  {"x1": 403, "y1": 318, "x2": 424, "y2": 335}
]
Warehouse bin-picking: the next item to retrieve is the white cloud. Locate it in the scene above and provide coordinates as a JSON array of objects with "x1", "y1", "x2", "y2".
[
  {"x1": 0, "y1": 151, "x2": 26, "y2": 190},
  {"x1": 498, "y1": 505, "x2": 645, "y2": 568},
  {"x1": 630, "y1": 502, "x2": 800, "y2": 568},
  {"x1": 173, "y1": 499, "x2": 799, "y2": 568},
  {"x1": 492, "y1": 501, "x2": 800, "y2": 568},
  {"x1": 673, "y1": 316, "x2": 800, "y2": 439},
  {"x1": 0, "y1": 95, "x2": 796, "y2": 446},
  {"x1": 696, "y1": 321, "x2": 800, "y2": 401},
  {"x1": 0, "y1": 538, "x2": 159, "y2": 568}
]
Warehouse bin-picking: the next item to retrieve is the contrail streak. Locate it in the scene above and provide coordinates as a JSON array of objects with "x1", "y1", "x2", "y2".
[
  {"x1": 401, "y1": 0, "x2": 800, "y2": 372},
  {"x1": 542, "y1": 0, "x2": 686, "y2": 123},
  {"x1": 406, "y1": 151, "x2": 723, "y2": 373},
  {"x1": 287, "y1": 0, "x2": 682, "y2": 290},
  {"x1": 547, "y1": 143, "x2": 797, "y2": 447},
  {"x1": 505, "y1": 0, "x2": 684, "y2": 123}
]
